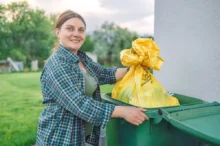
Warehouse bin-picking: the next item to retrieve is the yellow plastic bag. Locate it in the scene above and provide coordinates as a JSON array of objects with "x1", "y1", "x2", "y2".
[{"x1": 112, "y1": 38, "x2": 180, "y2": 108}]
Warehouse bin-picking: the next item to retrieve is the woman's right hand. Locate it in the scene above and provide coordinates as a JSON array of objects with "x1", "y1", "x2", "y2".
[{"x1": 112, "y1": 106, "x2": 149, "y2": 126}]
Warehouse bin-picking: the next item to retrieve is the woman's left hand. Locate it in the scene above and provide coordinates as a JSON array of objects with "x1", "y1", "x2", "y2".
[{"x1": 142, "y1": 66, "x2": 149, "y2": 70}]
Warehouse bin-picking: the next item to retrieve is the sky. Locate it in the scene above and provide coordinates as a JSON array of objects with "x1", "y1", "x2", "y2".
[{"x1": 1, "y1": 0, "x2": 155, "y2": 35}]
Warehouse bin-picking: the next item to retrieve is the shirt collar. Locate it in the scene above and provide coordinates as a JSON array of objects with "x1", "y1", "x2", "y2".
[{"x1": 57, "y1": 44, "x2": 84, "y2": 63}]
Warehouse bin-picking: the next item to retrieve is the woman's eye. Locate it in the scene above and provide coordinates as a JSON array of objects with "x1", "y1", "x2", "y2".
[
  {"x1": 67, "y1": 27, "x2": 73, "y2": 31},
  {"x1": 79, "y1": 29, "x2": 85, "y2": 33}
]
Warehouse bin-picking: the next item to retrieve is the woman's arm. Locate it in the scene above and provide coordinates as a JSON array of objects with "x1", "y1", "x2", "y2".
[{"x1": 115, "y1": 68, "x2": 128, "y2": 81}]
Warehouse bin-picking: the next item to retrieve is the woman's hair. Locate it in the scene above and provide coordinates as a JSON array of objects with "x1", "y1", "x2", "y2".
[
  {"x1": 55, "y1": 10, "x2": 86, "y2": 29},
  {"x1": 52, "y1": 10, "x2": 86, "y2": 53}
]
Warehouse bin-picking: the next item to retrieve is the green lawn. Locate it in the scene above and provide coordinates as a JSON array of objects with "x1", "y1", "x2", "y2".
[{"x1": 0, "y1": 72, "x2": 114, "y2": 146}]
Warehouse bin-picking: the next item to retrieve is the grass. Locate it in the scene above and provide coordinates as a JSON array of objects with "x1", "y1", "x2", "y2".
[{"x1": 0, "y1": 72, "x2": 114, "y2": 146}]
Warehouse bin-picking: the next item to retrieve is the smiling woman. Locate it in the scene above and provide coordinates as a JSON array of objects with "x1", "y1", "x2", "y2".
[{"x1": 36, "y1": 10, "x2": 149, "y2": 146}]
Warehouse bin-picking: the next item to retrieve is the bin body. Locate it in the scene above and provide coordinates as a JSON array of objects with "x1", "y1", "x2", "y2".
[
  {"x1": 106, "y1": 118, "x2": 201, "y2": 146},
  {"x1": 102, "y1": 93, "x2": 218, "y2": 146}
]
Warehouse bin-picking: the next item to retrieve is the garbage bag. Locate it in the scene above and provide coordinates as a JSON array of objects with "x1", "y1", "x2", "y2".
[{"x1": 112, "y1": 38, "x2": 180, "y2": 108}]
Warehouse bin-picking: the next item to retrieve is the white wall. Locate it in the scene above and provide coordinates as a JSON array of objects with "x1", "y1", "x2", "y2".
[{"x1": 154, "y1": 0, "x2": 220, "y2": 102}]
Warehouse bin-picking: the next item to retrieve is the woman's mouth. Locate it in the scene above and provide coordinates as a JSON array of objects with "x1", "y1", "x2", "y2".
[{"x1": 71, "y1": 40, "x2": 80, "y2": 43}]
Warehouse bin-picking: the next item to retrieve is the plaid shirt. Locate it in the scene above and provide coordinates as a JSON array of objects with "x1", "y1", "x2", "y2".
[{"x1": 36, "y1": 45, "x2": 117, "y2": 146}]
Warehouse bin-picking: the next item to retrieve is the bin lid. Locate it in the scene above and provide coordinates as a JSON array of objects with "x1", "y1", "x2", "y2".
[{"x1": 159, "y1": 102, "x2": 220, "y2": 145}]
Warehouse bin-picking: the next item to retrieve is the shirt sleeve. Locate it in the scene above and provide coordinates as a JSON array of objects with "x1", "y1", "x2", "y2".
[
  {"x1": 89, "y1": 59, "x2": 118, "y2": 85},
  {"x1": 47, "y1": 62, "x2": 115, "y2": 128}
]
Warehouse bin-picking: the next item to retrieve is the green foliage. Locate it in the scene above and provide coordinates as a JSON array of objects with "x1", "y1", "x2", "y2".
[
  {"x1": 9, "y1": 49, "x2": 26, "y2": 62},
  {"x1": 140, "y1": 34, "x2": 154, "y2": 40},
  {"x1": 80, "y1": 34, "x2": 95, "y2": 52},
  {"x1": 92, "y1": 22, "x2": 139, "y2": 66},
  {"x1": 0, "y1": 1, "x2": 56, "y2": 68}
]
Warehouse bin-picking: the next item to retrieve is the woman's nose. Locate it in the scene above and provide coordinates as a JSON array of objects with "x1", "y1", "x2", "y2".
[{"x1": 71, "y1": 30, "x2": 79, "y2": 37}]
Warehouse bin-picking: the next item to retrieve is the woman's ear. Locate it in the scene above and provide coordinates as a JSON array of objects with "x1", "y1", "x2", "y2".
[{"x1": 55, "y1": 28, "x2": 60, "y2": 38}]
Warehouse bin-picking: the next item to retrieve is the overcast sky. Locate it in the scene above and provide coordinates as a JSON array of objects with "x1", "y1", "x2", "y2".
[{"x1": 1, "y1": 0, "x2": 155, "y2": 35}]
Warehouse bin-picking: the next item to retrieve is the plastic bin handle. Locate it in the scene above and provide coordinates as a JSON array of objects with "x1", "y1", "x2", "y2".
[
  {"x1": 148, "y1": 112, "x2": 163, "y2": 124},
  {"x1": 158, "y1": 102, "x2": 220, "y2": 122}
]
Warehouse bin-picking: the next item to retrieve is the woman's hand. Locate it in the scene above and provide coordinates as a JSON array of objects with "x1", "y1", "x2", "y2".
[
  {"x1": 112, "y1": 106, "x2": 149, "y2": 126},
  {"x1": 122, "y1": 106, "x2": 149, "y2": 126},
  {"x1": 142, "y1": 66, "x2": 149, "y2": 71}
]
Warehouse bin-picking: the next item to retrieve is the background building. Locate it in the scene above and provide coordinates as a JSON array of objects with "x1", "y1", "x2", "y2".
[{"x1": 154, "y1": 0, "x2": 220, "y2": 102}]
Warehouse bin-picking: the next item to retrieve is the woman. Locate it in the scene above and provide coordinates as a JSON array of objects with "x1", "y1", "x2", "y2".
[{"x1": 36, "y1": 10, "x2": 149, "y2": 146}]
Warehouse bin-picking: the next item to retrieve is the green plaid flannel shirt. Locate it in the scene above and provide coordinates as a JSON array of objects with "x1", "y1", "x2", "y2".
[{"x1": 36, "y1": 45, "x2": 117, "y2": 146}]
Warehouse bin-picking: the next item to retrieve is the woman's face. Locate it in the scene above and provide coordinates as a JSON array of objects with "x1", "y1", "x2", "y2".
[{"x1": 56, "y1": 17, "x2": 86, "y2": 54}]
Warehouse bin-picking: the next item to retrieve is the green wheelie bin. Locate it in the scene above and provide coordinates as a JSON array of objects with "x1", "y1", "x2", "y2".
[{"x1": 102, "y1": 93, "x2": 220, "y2": 146}]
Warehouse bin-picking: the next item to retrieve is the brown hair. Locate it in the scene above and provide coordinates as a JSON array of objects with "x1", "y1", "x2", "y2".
[
  {"x1": 55, "y1": 10, "x2": 86, "y2": 29},
  {"x1": 52, "y1": 10, "x2": 86, "y2": 53}
]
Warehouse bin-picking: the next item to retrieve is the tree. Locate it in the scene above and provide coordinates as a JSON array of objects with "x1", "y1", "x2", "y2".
[
  {"x1": 92, "y1": 22, "x2": 138, "y2": 66},
  {"x1": 80, "y1": 34, "x2": 94, "y2": 52},
  {"x1": 0, "y1": 1, "x2": 56, "y2": 68},
  {"x1": 140, "y1": 34, "x2": 154, "y2": 40},
  {"x1": 0, "y1": 4, "x2": 10, "y2": 59}
]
